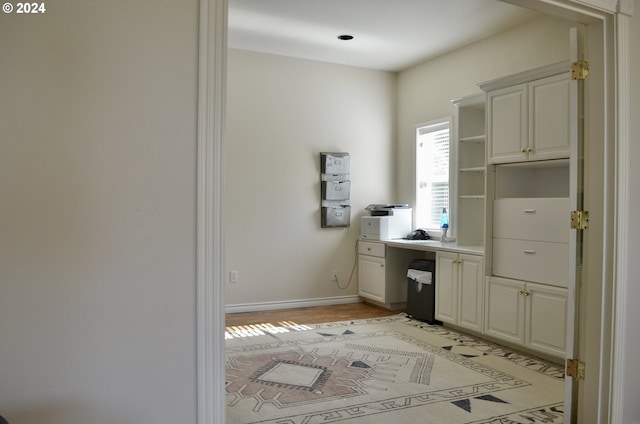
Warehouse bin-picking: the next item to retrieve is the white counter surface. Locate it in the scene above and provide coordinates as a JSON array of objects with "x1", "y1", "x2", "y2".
[{"x1": 379, "y1": 239, "x2": 484, "y2": 256}]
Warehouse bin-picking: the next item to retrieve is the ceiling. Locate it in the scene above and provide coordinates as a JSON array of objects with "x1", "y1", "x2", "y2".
[{"x1": 227, "y1": 0, "x2": 542, "y2": 72}]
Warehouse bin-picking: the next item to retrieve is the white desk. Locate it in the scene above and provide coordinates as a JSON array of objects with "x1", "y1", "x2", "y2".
[
  {"x1": 357, "y1": 238, "x2": 484, "y2": 326},
  {"x1": 383, "y1": 239, "x2": 483, "y2": 256}
]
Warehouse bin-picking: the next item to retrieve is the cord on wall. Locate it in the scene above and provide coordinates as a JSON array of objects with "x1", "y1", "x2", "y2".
[{"x1": 334, "y1": 239, "x2": 359, "y2": 290}]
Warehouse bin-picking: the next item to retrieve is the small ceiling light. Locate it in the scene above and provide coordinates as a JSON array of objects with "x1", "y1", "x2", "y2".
[{"x1": 337, "y1": 35, "x2": 354, "y2": 41}]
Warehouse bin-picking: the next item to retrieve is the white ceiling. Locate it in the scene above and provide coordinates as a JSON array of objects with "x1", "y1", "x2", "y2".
[{"x1": 227, "y1": 0, "x2": 542, "y2": 72}]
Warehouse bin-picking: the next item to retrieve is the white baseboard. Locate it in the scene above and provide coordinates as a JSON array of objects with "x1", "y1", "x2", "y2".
[{"x1": 225, "y1": 296, "x2": 363, "y2": 314}]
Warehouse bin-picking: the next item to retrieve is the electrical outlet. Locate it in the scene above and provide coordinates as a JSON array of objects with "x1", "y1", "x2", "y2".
[
  {"x1": 331, "y1": 270, "x2": 338, "y2": 281},
  {"x1": 230, "y1": 270, "x2": 238, "y2": 283}
]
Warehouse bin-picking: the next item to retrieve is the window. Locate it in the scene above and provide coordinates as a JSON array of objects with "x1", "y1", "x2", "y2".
[{"x1": 415, "y1": 118, "x2": 451, "y2": 232}]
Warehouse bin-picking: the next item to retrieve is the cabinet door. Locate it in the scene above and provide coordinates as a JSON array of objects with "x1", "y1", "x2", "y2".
[
  {"x1": 458, "y1": 254, "x2": 484, "y2": 332},
  {"x1": 487, "y1": 83, "x2": 528, "y2": 164},
  {"x1": 529, "y1": 73, "x2": 570, "y2": 161},
  {"x1": 435, "y1": 252, "x2": 458, "y2": 324},
  {"x1": 358, "y1": 255, "x2": 385, "y2": 303},
  {"x1": 484, "y1": 276, "x2": 526, "y2": 345},
  {"x1": 526, "y1": 282, "x2": 567, "y2": 358}
]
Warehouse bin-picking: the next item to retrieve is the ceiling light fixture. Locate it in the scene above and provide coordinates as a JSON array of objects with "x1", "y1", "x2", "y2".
[{"x1": 337, "y1": 35, "x2": 354, "y2": 41}]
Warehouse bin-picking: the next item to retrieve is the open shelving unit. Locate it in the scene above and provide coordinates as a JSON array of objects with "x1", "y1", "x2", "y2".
[{"x1": 451, "y1": 94, "x2": 486, "y2": 247}]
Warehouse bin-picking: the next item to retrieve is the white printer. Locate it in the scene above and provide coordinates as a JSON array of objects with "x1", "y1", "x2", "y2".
[{"x1": 360, "y1": 204, "x2": 412, "y2": 240}]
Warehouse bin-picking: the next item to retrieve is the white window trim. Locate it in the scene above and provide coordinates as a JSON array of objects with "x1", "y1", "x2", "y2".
[{"x1": 414, "y1": 116, "x2": 453, "y2": 237}]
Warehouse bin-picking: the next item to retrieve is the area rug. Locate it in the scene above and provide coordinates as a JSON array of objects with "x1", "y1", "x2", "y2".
[{"x1": 225, "y1": 314, "x2": 564, "y2": 424}]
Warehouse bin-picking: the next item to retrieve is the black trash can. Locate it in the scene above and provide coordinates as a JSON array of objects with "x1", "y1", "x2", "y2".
[{"x1": 406, "y1": 259, "x2": 441, "y2": 324}]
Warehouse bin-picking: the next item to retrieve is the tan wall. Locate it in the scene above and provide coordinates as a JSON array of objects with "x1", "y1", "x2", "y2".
[
  {"x1": 0, "y1": 1, "x2": 199, "y2": 423},
  {"x1": 225, "y1": 50, "x2": 396, "y2": 307}
]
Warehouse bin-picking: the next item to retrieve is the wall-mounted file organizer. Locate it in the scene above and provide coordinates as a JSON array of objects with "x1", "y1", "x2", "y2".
[{"x1": 320, "y1": 152, "x2": 351, "y2": 228}]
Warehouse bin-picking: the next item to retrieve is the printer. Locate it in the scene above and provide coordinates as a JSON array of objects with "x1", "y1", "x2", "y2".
[{"x1": 360, "y1": 204, "x2": 412, "y2": 240}]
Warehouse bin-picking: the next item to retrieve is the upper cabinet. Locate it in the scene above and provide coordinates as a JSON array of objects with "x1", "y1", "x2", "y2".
[
  {"x1": 480, "y1": 62, "x2": 571, "y2": 165},
  {"x1": 485, "y1": 83, "x2": 528, "y2": 163},
  {"x1": 529, "y1": 74, "x2": 571, "y2": 160}
]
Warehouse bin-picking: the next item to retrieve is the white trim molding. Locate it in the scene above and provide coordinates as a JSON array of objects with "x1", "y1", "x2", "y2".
[
  {"x1": 225, "y1": 296, "x2": 363, "y2": 314},
  {"x1": 197, "y1": 0, "x2": 227, "y2": 423},
  {"x1": 574, "y1": 0, "x2": 618, "y2": 12},
  {"x1": 610, "y1": 8, "x2": 632, "y2": 424},
  {"x1": 619, "y1": 0, "x2": 634, "y2": 16},
  {"x1": 478, "y1": 60, "x2": 569, "y2": 92}
]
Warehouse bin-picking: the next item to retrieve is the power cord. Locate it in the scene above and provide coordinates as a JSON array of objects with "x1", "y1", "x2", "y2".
[{"x1": 334, "y1": 238, "x2": 359, "y2": 290}]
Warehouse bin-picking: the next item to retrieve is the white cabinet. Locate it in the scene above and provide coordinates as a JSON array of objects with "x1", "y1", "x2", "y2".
[
  {"x1": 528, "y1": 73, "x2": 571, "y2": 161},
  {"x1": 484, "y1": 161, "x2": 570, "y2": 359},
  {"x1": 480, "y1": 62, "x2": 573, "y2": 360},
  {"x1": 485, "y1": 276, "x2": 567, "y2": 358},
  {"x1": 482, "y1": 63, "x2": 570, "y2": 164},
  {"x1": 358, "y1": 249, "x2": 386, "y2": 304},
  {"x1": 492, "y1": 196, "x2": 570, "y2": 287},
  {"x1": 451, "y1": 94, "x2": 486, "y2": 246},
  {"x1": 435, "y1": 251, "x2": 484, "y2": 333},
  {"x1": 358, "y1": 240, "x2": 416, "y2": 310},
  {"x1": 486, "y1": 83, "x2": 528, "y2": 163},
  {"x1": 484, "y1": 276, "x2": 525, "y2": 345}
]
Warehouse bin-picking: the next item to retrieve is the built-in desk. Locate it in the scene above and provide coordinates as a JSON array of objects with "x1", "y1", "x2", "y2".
[
  {"x1": 358, "y1": 238, "x2": 485, "y2": 334},
  {"x1": 383, "y1": 239, "x2": 484, "y2": 256}
]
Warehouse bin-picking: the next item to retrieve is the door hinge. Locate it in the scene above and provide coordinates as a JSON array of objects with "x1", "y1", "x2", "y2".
[
  {"x1": 566, "y1": 358, "x2": 586, "y2": 380},
  {"x1": 570, "y1": 210, "x2": 589, "y2": 230},
  {"x1": 571, "y1": 61, "x2": 589, "y2": 80}
]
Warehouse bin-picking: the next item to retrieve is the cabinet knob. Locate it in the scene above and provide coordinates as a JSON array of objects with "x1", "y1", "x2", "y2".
[
  {"x1": 518, "y1": 290, "x2": 531, "y2": 296},
  {"x1": 380, "y1": 264, "x2": 384, "y2": 268},
  {"x1": 521, "y1": 147, "x2": 527, "y2": 153},
  {"x1": 527, "y1": 147, "x2": 533, "y2": 153}
]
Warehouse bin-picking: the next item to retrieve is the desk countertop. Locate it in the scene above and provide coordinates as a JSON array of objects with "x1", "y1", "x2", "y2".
[{"x1": 379, "y1": 239, "x2": 484, "y2": 256}]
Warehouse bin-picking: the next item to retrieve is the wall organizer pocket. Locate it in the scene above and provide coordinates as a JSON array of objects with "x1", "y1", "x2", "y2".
[{"x1": 320, "y1": 152, "x2": 351, "y2": 228}]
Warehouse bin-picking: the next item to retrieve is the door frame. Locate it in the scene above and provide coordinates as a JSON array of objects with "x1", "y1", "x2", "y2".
[{"x1": 196, "y1": 1, "x2": 633, "y2": 423}]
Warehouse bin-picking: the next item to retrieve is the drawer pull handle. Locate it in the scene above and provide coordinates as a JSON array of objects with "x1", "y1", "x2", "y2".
[
  {"x1": 523, "y1": 250, "x2": 536, "y2": 254},
  {"x1": 367, "y1": 248, "x2": 372, "y2": 251},
  {"x1": 524, "y1": 209, "x2": 537, "y2": 214}
]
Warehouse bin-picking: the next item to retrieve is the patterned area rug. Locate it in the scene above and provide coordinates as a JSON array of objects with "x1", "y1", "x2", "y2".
[{"x1": 225, "y1": 314, "x2": 564, "y2": 424}]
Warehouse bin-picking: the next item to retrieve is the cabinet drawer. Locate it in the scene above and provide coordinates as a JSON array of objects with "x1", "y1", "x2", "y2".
[
  {"x1": 358, "y1": 240, "x2": 385, "y2": 258},
  {"x1": 493, "y1": 238, "x2": 568, "y2": 287},
  {"x1": 493, "y1": 198, "x2": 569, "y2": 243}
]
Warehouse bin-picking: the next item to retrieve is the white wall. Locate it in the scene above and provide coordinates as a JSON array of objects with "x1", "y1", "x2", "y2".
[
  {"x1": 623, "y1": 3, "x2": 640, "y2": 422},
  {"x1": 0, "y1": 2, "x2": 199, "y2": 423},
  {"x1": 396, "y1": 15, "x2": 574, "y2": 204},
  {"x1": 224, "y1": 50, "x2": 396, "y2": 307}
]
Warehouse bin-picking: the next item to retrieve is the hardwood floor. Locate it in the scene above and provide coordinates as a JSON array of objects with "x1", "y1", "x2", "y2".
[{"x1": 225, "y1": 302, "x2": 400, "y2": 328}]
